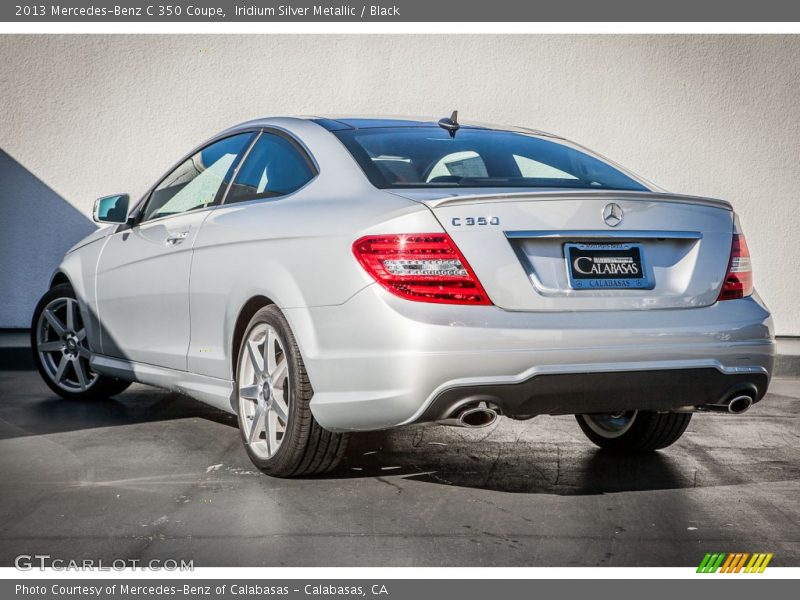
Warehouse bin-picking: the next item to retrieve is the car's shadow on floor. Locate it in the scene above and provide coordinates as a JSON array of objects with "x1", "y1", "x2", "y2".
[
  {"x1": 328, "y1": 429, "x2": 686, "y2": 495},
  {"x1": 0, "y1": 388, "x2": 238, "y2": 440},
  {"x1": 323, "y1": 423, "x2": 800, "y2": 496},
  {"x1": 5, "y1": 379, "x2": 798, "y2": 497}
]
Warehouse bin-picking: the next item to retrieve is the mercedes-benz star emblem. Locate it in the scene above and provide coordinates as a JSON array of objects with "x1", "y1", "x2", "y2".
[{"x1": 603, "y1": 203, "x2": 624, "y2": 227}]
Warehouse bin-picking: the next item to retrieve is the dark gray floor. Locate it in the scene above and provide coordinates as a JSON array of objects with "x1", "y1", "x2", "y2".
[{"x1": 0, "y1": 367, "x2": 798, "y2": 567}]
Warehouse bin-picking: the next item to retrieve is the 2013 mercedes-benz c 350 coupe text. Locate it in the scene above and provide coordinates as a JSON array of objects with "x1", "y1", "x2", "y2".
[{"x1": 31, "y1": 114, "x2": 775, "y2": 477}]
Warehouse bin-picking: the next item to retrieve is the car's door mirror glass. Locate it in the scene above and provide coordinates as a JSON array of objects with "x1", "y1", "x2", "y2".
[{"x1": 93, "y1": 194, "x2": 130, "y2": 224}]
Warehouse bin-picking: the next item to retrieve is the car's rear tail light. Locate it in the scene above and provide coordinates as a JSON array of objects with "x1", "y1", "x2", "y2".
[
  {"x1": 718, "y1": 219, "x2": 753, "y2": 301},
  {"x1": 352, "y1": 234, "x2": 492, "y2": 305}
]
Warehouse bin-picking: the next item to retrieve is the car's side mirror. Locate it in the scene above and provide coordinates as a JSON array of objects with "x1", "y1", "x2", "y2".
[{"x1": 93, "y1": 194, "x2": 130, "y2": 224}]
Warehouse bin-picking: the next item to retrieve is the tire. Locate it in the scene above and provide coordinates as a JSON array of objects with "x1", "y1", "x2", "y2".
[
  {"x1": 31, "y1": 283, "x2": 132, "y2": 400},
  {"x1": 576, "y1": 410, "x2": 691, "y2": 452},
  {"x1": 234, "y1": 305, "x2": 349, "y2": 477}
]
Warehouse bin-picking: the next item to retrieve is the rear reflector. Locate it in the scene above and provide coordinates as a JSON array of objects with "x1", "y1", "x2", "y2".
[
  {"x1": 353, "y1": 234, "x2": 492, "y2": 305},
  {"x1": 718, "y1": 233, "x2": 753, "y2": 301}
]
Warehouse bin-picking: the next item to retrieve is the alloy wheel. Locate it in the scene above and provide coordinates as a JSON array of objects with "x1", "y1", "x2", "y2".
[
  {"x1": 35, "y1": 297, "x2": 98, "y2": 393},
  {"x1": 237, "y1": 324, "x2": 291, "y2": 459}
]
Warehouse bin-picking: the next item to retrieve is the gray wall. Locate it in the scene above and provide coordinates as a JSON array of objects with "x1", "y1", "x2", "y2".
[
  {"x1": 1, "y1": 35, "x2": 798, "y2": 333},
  {"x1": 0, "y1": 149, "x2": 96, "y2": 328}
]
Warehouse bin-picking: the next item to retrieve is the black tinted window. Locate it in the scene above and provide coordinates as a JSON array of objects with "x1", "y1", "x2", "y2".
[
  {"x1": 226, "y1": 133, "x2": 315, "y2": 204},
  {"x1": 141, "y1": 133, "x2": 253, "y2": 222},
  {"x1": 334, "y1": 127, "x2": 647, "y2": 191}
]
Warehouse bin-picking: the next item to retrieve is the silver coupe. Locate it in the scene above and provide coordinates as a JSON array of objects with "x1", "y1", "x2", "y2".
[{"x1": 31, "y1": 114, "x2": 775, "y2": 476}]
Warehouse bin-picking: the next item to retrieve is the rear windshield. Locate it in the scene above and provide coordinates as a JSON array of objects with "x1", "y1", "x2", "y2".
[{"x1": 333, "y1": 127, "x2": 648, "y2": 191}]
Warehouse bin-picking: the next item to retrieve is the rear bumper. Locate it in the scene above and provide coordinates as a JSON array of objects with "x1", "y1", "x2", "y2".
[
  {"x1": 284, "y1": 286, "x2": 775, "y2": 432},
  {"x1": 416, "y1": 367, "x2": 769, "y2": 422}
]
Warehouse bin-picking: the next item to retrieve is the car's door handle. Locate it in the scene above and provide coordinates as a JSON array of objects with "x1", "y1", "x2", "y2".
[{"x1": 165, "y1": 231, "x2": 189, "y2": 245}]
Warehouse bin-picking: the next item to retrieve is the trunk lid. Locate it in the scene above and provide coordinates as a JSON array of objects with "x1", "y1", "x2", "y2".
[{"x1": 391, "y1": 189, "x2": 734, "y2": 311}]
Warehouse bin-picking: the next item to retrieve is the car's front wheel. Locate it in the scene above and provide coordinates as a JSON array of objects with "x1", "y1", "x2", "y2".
[
  {"x1": 235, "y1": 305, "x2": 349, "y2": 477},
  {"x1": 31, "y1": 283, "x2": 131, "y2": 400},
  {"x1": 576, "y1": 410, "x2": 691, "y2": 452}
]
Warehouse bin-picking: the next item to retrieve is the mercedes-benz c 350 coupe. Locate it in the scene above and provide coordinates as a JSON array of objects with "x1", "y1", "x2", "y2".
[{"x1": 32, "y1": 114, "x2": 775, "y2": 477}]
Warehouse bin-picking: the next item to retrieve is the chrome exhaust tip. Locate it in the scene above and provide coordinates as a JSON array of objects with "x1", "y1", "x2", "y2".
[
  {"x1": 437, "y1": 402, "x2": 498, "y2": 428},
  {"x1": 727, "y1": 394, "x2": 753, "y2": 414},
  {"x1": 703, "y1": 390, "x2": 755, "y2": 414},
  {"x1": 458, "y1": 406, "x2": 498, "y2": 428}
]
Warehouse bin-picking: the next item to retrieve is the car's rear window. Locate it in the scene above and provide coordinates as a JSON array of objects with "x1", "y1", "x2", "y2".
[{"x1": 333, "y1": 127, "x2": 648, "y2": 191}]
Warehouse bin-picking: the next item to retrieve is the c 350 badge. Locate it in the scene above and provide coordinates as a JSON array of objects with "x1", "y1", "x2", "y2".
[{"x1": 451, "y1": 216, "x2": 500, "y2": 226}]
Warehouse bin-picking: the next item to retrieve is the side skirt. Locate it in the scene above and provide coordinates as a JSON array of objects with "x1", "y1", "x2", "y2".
[{"x1": 90, "y1": 354, "x2": 236, "y2": 414}]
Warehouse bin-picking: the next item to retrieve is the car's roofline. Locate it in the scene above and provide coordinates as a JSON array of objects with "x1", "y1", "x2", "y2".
[
  {"x1": 222, "y1": 114, "x2": 563, "y2": 138},
  {"x1": 212, "y1": 115, "x2": 664, "y2": 194}
]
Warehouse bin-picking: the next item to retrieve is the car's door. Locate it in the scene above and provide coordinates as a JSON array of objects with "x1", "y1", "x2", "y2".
[
  {"x1": 95, "y1": 132, "x2": 255, "y2": 371},
  {"x1": 187, "y1": 130, "x2": 317, "y2": 378}
]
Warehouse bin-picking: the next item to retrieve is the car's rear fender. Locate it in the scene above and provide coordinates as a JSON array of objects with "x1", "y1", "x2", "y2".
[{"x1": 187, "y1": 191, "x2": 444, "y2": 381}]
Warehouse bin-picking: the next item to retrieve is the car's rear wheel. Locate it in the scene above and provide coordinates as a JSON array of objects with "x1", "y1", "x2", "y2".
[
  {"x1": 235, "y1": 305, "x2": 348, "y2": 477},
  {"x1": 31, "y1": 283, "x2": 131, "y2": 400},
  {"x1": 576, "y1": 410, "x2": 691, "y2": 452}
]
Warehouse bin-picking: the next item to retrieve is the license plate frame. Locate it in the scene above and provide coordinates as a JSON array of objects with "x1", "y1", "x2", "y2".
[{"x1": 565, "y1": 242, "x2": 652, "y2": 290}]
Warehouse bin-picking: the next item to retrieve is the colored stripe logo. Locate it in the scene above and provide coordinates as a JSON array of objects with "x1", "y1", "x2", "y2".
[{"x1": 697, "y1": 552, "x2": 773, "y2": 573}]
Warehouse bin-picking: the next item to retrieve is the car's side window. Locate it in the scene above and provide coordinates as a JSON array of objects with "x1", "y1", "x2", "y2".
[
  {"x1": 225, "y1": 132, "x2": 315, "y2": 204},
  {"x1": 140, "y1": 133, "x2": 254, "y2": 222}
]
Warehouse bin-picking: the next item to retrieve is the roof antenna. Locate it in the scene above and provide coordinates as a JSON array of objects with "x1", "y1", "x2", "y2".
[{"x1": 438, "y1": 110, "x2": 460, "y2": 138}]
